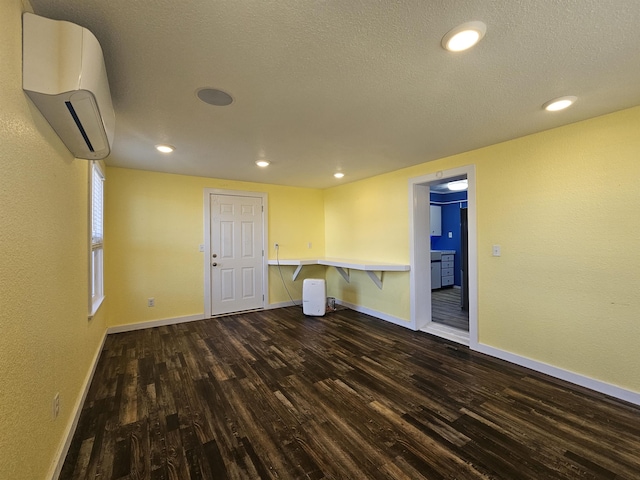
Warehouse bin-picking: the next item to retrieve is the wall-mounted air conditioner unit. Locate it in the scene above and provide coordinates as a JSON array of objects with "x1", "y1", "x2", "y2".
[{"x1": 22, "y1": 13, "x2": 115, "y2": 160}]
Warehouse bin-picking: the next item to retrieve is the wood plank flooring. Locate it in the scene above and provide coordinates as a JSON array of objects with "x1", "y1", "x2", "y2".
[
  {"x1": 60, "y1": 307, "x2": 640, "y2": 479},
  {"x1": 432, "y1": 287, "x2": 469, "y2": 331}
]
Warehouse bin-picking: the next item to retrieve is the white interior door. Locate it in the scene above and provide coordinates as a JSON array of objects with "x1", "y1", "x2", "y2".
[{"x1": 210, "y1": 194, "x2": 264, "y2": 315}]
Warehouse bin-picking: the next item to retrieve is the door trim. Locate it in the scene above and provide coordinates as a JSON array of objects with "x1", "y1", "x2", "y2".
[
  {"x1": 203, "y1": 188, "x2": 268, "y2": 318},
  {"x1": 408, "y1": 165, "x2": 478, "y2": 347}
]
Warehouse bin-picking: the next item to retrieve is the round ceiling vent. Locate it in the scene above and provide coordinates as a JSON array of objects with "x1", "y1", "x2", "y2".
[{"x1": 196, "y1": 88, "x2": 234, "y2": 106}]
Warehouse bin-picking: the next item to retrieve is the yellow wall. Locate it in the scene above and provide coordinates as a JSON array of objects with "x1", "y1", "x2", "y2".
[
  {"x1": 324, "y1": 106, "x2": 640, "y2": 394},
  {"x1": 323, "y1": 168, "x2": 413, "y2": 320},
  {"x1": 475, "y1": 108, "x2": 640, "y2": 392},
  {"x1": 0, "y1": 1, "x2": 107, "y2": 478},
  {"x1": 324, "y1": 169, "x2": 410, "y2": 263},
  {"x1": 326, "y1": 268, "x2": 411, "y2": 321},
  {"x1": 105, "y1": 167, "x2": 325, "y2": 326}
]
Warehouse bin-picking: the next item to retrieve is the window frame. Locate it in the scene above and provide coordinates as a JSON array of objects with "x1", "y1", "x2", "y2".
[{"x1": 89, "y1": 161, "x2": 105, "y2": 318}]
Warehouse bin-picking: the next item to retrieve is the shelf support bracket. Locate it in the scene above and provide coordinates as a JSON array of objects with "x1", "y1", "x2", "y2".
[
  {"x1": 335, "y1": 266, "x2": 350, "y2": 283},
  {"x1": 292, "y1": 265, "x2": 304, "y2": 281},
  {"x1": 366, "y1": 270, "x2": 383, "y2": 289}
]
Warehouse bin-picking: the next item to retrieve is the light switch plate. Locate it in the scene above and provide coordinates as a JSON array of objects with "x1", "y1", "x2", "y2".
[{"x1": 492, "y1": 245, "x2": 501, "y2": 257}]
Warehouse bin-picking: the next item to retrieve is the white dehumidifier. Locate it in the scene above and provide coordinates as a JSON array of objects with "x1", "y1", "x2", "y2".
[{"x1": 302, "y1": 278, "x2": 326, "y2": 316}]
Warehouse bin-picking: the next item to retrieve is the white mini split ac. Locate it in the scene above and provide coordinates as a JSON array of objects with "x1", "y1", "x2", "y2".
[{"x1": 22, "y1": 13, "x2": 115, "y2": 160}]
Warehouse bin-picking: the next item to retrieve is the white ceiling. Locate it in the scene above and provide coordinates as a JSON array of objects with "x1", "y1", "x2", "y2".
[
  {"x1": 431, "y1": 175, "x2": 467, "y2": 195},
  {"x1": 29, "y1": 0, "x2": 640, "y2": 189}
]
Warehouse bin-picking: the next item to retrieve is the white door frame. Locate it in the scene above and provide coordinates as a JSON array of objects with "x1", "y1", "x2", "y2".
[
  {"x1": 408, "y1": 165, "x2": 478, "y2": 347},
  {"x1": 203, "y1": 188, "x2": 269, "y2": 318}
]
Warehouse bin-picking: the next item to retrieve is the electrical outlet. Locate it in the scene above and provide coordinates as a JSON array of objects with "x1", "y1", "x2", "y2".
[
  {"x1": 274, "y1": 242, "x2": 279, "y2": 250},
  {"x1": 52, "y1": 393, "x2": 60, "y2": 420},
  {"x1": 308, "y1": 242, "x2": 312, "y2": 249},
  {"x1": 148, "y1": 297, "x2": 155, "y2": 307}
]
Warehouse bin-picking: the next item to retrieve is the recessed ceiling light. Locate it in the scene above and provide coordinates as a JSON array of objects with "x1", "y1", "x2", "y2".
[
  {"x1": 155, "y1": 144, "x2": 175, "y2": 153},
  {"x1": 255, "y1": 160, "x2": 270, "y2": 167},
  {"x1": 442, "y1": 21, "x2": 487, "y2": 52},
  {"x1": 543, "y1": 96, "x2": 577, "y2": 112},
  {"x1": 196, "y1": 88, "x2": 234, "y2": 106},
  {"x1": 334, "y1": 172, "x2": 344, "y2": 179},
  {"x1": 447, "y1": 179, "x2": 468, "y2": 191}
]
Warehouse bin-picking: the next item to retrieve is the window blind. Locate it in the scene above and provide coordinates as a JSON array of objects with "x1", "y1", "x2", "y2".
[{"x1": 92, "y1": 164, "x2": 104, "y2": 247}]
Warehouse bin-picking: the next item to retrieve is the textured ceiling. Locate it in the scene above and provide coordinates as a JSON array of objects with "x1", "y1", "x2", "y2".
[{"x1": 28, "y1": 0, "x2": 640, "y2": 188}]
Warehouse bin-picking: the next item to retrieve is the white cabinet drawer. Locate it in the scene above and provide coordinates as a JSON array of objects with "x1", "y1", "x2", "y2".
[
  {"x1": 442, "y1": 254, "x2": 454, "y2": 262},
  {"x1": 442, "y1": 268, "x2": 454, "y2": 277},
  {"x1": 442, "y1": 261, "x2": 454, "y2": 269},
  {"x1": 442, "y1": 275, "x2": 454, "y2": 286}
]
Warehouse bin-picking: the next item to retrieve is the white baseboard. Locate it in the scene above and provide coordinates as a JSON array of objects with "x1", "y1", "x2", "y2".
[
  {"x1": 48, "y1": 329, "x2": 108, "y2": 480},
  {"x1": 266, "y1": 300, "x2": 301, "y2": 310},
  {"x1": 337, "y1": 300, "x2": 412, "y2": 329},
  {"x1": 107, "y1": 313, "x2": 206, "y2": 334},
  {"x1": 474, "y1": 343, "x2": 640, "y2": 407}
]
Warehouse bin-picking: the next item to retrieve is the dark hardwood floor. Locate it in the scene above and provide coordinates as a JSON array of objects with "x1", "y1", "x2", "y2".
[
  {"x1": 60, "y1": 307, "x2": 640, "y2": 479},
  {"x1": 432, "y1": 287, "x2": 469, "y2": 331}
]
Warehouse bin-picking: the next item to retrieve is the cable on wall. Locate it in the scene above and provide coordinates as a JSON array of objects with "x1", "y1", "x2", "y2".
[{"x1": 275, "y1": 245, "x2": 301, "y2": 308}]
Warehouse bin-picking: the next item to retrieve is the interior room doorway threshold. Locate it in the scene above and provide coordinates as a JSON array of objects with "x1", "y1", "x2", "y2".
[{"x1": 420, "y1": 323, "x2": 470, "y2": 346}]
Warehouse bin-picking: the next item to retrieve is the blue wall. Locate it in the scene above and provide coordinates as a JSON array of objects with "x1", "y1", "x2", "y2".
[{"x1": 430, "y1": 191, "x2": 467, "y2": 286}]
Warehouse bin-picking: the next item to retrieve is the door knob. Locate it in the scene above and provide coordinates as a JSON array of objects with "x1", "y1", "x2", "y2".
[{"x1": 212, "y1": 262, "x2": 218, "y2": 267}]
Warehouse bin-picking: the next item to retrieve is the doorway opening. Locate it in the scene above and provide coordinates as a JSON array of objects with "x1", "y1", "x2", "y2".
[
  {"x1": 429, "y1": 175, "x2": 469, "y2": 331},
  {"x1": 409, "y1": 166, "x2": 477, "y2": 347}
]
